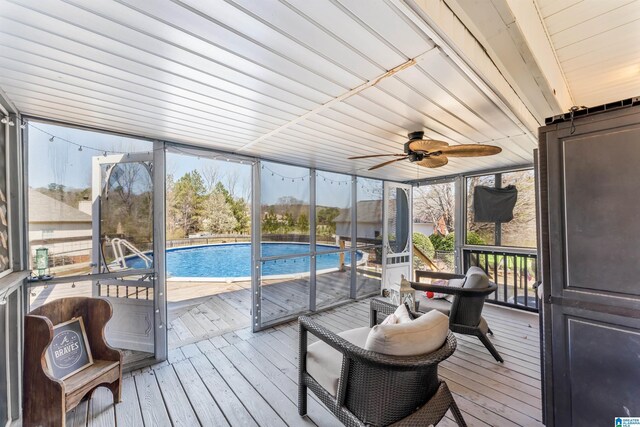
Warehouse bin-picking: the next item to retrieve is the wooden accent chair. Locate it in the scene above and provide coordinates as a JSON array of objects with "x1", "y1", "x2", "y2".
[
  {"x1": 24, "y1": 297, "x2": 123, "y2": 427},
  {"x1": 412, "y1": 268, "x2": 504, "y2": 362},
  {"x1": 299, "y1": 299, "x2": 466, "y2": 426}
]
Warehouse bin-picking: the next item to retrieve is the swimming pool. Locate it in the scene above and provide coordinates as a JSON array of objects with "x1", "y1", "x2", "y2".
[{"x1": 126, "y1": 243, "x2": 364, "y2": 281}]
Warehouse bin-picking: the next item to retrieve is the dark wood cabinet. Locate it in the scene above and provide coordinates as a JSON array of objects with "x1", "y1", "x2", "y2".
[{"x1": 538, "y1": 102, "x2": 640, "y2": 426}]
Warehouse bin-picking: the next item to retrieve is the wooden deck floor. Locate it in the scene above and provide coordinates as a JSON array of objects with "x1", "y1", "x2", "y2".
[
  {"x1": 67, "y1": 299, "x2": 542, "y2": 427},
  {"x1": 167, "y1": 271, "x2": 380, "y2": 348}
]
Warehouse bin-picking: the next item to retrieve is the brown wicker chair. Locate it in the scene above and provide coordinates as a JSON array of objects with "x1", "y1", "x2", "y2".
[
  {"x1": 412, "y1": 269, "x2": 503, "y2": 363},
  {"x1": 298, "y1": 299, "x2": 466, "y2": 426}
]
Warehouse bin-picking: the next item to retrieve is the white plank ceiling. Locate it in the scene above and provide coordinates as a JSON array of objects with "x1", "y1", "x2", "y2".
[
  {"x1": 0, "y1": 0, "x2": 536, "y2": 181},
  {"x1": 535, "y1": 0, "x2": 640, "y2": 108}
]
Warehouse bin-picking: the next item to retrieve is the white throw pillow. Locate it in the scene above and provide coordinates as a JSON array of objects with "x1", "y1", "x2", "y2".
[
  {"x1": 364, "y1": 310, "x2": 449, "y2": 356},
  {"x1": 380, "y1": 313, "x2": 398, "y2": 325},
  {"x1": 394, "y1": 303, "x2": 413, "y2": 323}
]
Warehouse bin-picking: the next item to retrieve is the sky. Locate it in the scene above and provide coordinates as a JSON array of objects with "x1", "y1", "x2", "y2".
[
  {"x1": 27, "y1": 121, "x2": 383, "y2": 206},
  {"x1": 28, "y1": 122, "x2": 153, "y2": 190}
]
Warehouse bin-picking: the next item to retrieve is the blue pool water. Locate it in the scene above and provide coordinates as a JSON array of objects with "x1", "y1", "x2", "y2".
[{"x1": 127, "y1": 243, "x2": 362, "y2": 279}]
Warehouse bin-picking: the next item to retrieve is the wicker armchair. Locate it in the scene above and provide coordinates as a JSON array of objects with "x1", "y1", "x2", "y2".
[
  {"x1": 412, "y1": 269, "x2": 503, "y2": 363},
  {"x1": 298, "y1": 299, "x2": 466, "y2": 426}
]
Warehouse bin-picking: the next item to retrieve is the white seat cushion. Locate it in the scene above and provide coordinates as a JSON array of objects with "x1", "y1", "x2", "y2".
[
  {"x1": 364, "y1": 310, "x2": 449, "y2": 356},
  {"x1": 306, "y1": 326, "x2": 370, "y2": 397},
  {"x1": 417, "y1": 296, "x2": 452, "y2": 315}
]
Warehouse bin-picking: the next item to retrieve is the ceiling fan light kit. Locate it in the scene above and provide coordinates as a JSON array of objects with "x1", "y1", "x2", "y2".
[{"x1": 348, "y1": 131, "x2": 502, "y2": 170}]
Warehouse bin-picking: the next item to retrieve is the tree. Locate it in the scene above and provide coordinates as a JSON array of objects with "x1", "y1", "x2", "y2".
[
  {"x1": 201, "y1": 189, "x2": 237, "y2": 234},
  {"x1": 297, "y1": 213, "x2": 309, "y2": 232},
  {"x1": 466, "y1": 231, "x2": 485, "y2": 246},
  {"x1": 166, "y1": 174, "x2": 179, "y2": 238},
  {"x1": 224, "y1": 169, "x2": 240, "y2": 197},
  {"x1": 413, "y1": 232, "x2": 435, "y2": 258},
  {"x1": 47, "y1": 183, "x2": 66, "y2": 201},
  {"x1": 232, "y1": 197, "x2": 250, "y2": 234},
  {"x1": 317, "y1": 206, "x2": 340, "y2": 235},
  {"x1": 201, "y1": 164, "x2": 220, "y2": 193},
  {"x1": 429, "y1": 232, "x2": 485, "y2": 252},
  {"x1": 414, "y1": 182, "x2": 455, "y2": 232},
  {"x1": 413, "y1": 232, "x2": 435, "y2": 271},
  {"x1": 211, "y1": 182, "x2": 250, "y2": 234},
  {"x1": 262, "y1": 208, "x2": 279, "y2": 234},
  {"x1": 283, "y1": 212, "x2": 296, "y2": 232},
  {"x1": 169, "y1": 170, "x2": 206, "y2": 237}
]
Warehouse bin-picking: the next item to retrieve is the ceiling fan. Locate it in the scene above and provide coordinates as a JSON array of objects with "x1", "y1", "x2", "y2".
[{"x1": 349, "y1": 131, "x2": 502, "y2": 170}]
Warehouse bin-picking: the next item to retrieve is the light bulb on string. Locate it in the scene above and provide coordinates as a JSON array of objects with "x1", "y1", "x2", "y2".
[
  {"x1": 78, "y1": 146, "x2": 83, "y2": 152},
  {"x1": 49, "y1": 136, "x2": 54, "y2": 142}
]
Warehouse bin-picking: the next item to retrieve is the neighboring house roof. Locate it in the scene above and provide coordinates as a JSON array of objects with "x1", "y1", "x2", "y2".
[
  {"x1": 334, "y1": 200, "x2": 382, "y2": 224},
  {"x1": 28, "y1": 189, "x2": 92, "y2": 223}
]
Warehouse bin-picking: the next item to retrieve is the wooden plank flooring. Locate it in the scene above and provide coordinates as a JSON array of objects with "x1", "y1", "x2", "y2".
[
  {"x1": 167, "y1": 272, "x2": 380, "y2": 348},
  {"x1": 70, "y1": 298, "x2": 542, "y2": 426}
]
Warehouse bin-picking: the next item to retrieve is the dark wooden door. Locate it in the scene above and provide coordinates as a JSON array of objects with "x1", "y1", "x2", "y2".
[{"x1": 538, "y1": 104, "x2": 640, "y2": 426}]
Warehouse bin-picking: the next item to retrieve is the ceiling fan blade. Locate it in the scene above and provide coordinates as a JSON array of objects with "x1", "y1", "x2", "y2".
[
  {"x1": 417, "y1": 156, "x2": 448, "y2": 168},
  {"x1": 437, "y1": 144, "x2": 502, "y2": 157},
  {"x1": 348, "y1": 153, "x2": 405, "y2": 160},
  {"x1": 368, "y1": 156, "x2": 409, "y2": 170},
  {"x1": 408, "y1": 139, "x2": 449, "y2": 152}
]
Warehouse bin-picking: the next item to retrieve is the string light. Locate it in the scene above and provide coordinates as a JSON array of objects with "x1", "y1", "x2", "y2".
[
  {"x1": 29, "y1": 123, "x2": 149, "y2": 156},
  {"x1": 26, "y1": 123, "x2": 377, "y2": 190},
  {"x1": 1, "y1": 117, "x2": 15, "y2": 126},
  {"x1": 262, "y1": 164, "x2": 308, "y2": 182}
]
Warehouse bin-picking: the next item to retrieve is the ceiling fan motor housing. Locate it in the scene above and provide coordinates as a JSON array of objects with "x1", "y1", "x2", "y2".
[{"x1": 404, "y1": 131, "x2": 425, "y2": 155}]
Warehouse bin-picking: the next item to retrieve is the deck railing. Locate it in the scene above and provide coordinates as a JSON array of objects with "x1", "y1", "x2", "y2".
[{"x1": 463, "y1": 247, "x2": 539, "y2": 312}]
